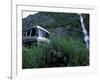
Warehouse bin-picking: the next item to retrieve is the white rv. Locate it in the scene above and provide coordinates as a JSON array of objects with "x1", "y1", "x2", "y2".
[{"x1": 23, "y1": 25, "x2": 50, "y2": 45}]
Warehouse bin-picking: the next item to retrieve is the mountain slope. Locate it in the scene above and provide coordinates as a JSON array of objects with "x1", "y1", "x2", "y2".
[{"x1": 22, "y1": 12, "x2": 89, "y2": 41}]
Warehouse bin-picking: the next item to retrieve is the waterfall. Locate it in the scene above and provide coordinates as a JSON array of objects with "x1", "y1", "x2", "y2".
[{"x1": 79, "y1": 14, "x2": 89, "y2": 48}]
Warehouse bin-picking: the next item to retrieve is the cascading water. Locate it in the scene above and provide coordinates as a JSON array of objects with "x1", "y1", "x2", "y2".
[{"x1": 78, "y1": 14, "x2": 89, "y2": 48}]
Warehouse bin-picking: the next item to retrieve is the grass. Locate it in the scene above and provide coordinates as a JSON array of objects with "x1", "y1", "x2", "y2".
[{"x1": 22, "y1": 36, "x2": 89, "y2": 69}]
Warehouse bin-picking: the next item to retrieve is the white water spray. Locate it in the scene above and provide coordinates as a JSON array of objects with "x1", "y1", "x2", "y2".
[{"x1": 78, "y1": 14, "x2": 89, "y2": 48}]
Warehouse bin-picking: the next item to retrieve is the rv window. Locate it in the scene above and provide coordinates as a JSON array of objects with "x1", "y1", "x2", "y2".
[
  {"x1": 45, "y1": 32, "x2": 49, "y2": 38},
  {"x1": 31, "y1": 28, "x2": 36, "y2": 36},
  {"x1": 39, "y1": 29, "x2": 49, "y2": 38},
  {"x1": 27, "y1": 30, "x2": 30, "y2": 36}
]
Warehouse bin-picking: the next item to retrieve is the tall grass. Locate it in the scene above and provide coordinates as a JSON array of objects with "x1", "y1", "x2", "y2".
[
  {"x1": 22, "y1": 36, "x2": 89, "y2": 69},
  {"x1": 49, "y1": 35, "x2": 89, "y2": 66}
]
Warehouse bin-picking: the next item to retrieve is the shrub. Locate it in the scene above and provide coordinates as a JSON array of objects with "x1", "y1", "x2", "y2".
[
  {"x1": 22, "y1": 36, "x2": 89, "y2": 68},
  {"x1": 23, "y1": 46, "x2": 45, "y2": 68}
]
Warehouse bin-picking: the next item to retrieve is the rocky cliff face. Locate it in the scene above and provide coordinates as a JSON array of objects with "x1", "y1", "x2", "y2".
[{"x1": 22, "y1": 12, "x2": 89, "y2": 40}]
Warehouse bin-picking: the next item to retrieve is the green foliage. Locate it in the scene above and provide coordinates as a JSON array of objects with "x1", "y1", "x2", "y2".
[
  {"x1": 23, "y1": 46, "x2": 45, "y2": 68},
  {"x1": 22, "y1": 44, "x2": 52, "y2": 68},
  {"x1": 49, "y1": 36, "x2": 89, "y2": 66},
  {"x1": 22, "y1": 36, "x2": 89, "y2": 69}
]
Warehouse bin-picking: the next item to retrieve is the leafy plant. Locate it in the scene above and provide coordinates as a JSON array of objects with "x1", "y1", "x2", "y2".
[{"x1": 22, "y1": 36, "x2": 89, "y2": 68}]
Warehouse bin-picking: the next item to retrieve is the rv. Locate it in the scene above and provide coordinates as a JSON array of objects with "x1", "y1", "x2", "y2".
[{"x1": 22, "y1": 25, "x2": 50, "y2": 46}]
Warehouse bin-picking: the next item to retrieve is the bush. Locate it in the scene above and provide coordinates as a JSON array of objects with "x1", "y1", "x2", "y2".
[
  {"x1": 22, "y1": 36, "x2": 89, "y2": 68},
  {"x1": 23, "y1": 46, "x2": 45, "y2": 68},
  {"x1": 49, "y1": 36, "x2": 89, "y2": 66}
]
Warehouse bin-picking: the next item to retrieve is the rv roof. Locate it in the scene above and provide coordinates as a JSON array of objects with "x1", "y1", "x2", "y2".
[
  {"x1": 36, "y1": 25, "x2": 50, "y2": 34},
  {"x1": 23, "y1": 25, "x2": 50, "y2": 34}
]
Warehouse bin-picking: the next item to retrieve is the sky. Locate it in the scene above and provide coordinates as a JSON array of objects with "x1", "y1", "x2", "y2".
[{"x1": 22, "y1": 11, "x2": 38, "y2": 18}]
